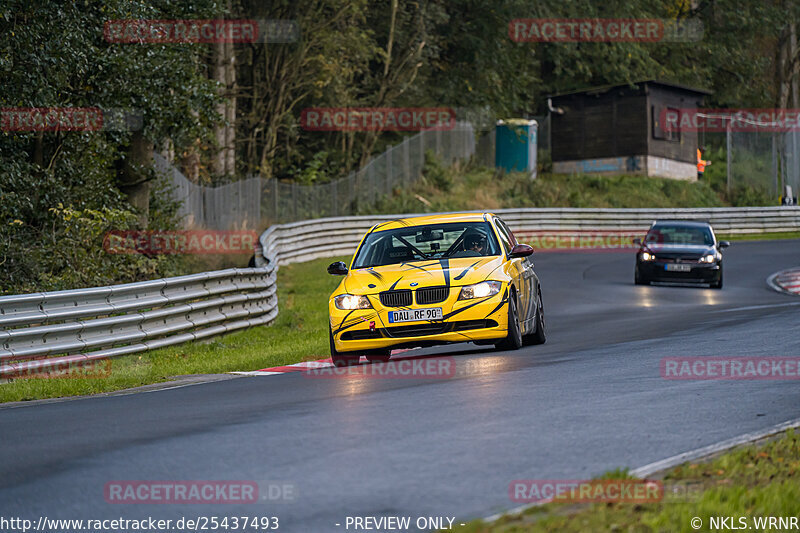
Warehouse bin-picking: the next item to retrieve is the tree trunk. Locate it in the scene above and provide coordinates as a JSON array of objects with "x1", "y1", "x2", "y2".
[
  {"x1": 118, "y1": 130, "x2": 154, "y2": 227},
  {"x1": 213, "y1": 37, "x2": 237, "y2": 178}
]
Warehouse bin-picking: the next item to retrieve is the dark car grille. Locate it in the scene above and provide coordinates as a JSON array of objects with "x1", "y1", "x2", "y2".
[
  {"x1": 384, "y1": 319, "x2": 498, "y2": 338},
  {"x1": 654, "y1": 253, "x2": 702, "y2": 263},
  {"x1": 379, "y1": 289, "x2": 412, "y2": 307},
  {"x1": 416, "y1": 286, "x2": 449, "y2": 305}
]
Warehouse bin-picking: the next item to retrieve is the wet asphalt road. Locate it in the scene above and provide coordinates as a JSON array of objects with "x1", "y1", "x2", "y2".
[{"x1": 1, "y1": 239, "x2": 799, "y2": 532}]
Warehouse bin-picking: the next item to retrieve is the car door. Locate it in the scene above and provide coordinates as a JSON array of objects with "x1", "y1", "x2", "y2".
[{"x1": 494, "y1": 217, "x2": 536, "y2": 333}]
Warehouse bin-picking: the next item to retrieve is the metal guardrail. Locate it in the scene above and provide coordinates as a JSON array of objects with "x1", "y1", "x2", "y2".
[
  {"x1": 0, "y1": 267, "x2": 277, "y2": 378},
  {"x1": 2, "y1": 206, "x2": 798, "y2": 378},
  {"x1": 257, "y1": 206, "x2": 800, "y2": 266}
]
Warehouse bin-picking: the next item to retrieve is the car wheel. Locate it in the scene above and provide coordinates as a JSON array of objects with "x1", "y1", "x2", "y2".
[
  {"x1": 634, "y1": 266, "x2": 649, "y2": 285},
  {"x1": 495, "y1": 292, "x2": 523, "y2": 351},
  {"x1": 711, "y1": 266, "x2": 723, "y2": 289},
  {"x1": 330, "y1": 326, "x2": 360, "y2": 366},
  {"x1": 525, "y1": 289, "x2": 546, "y2": 346}
]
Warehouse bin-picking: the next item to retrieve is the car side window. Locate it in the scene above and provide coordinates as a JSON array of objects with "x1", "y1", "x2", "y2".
[
  {"x1": 498, "y1": 220, "x2": 518, "y2": 246},
  {"x1": 493, "y1": 220, "x2": 513, "y2": 255}
]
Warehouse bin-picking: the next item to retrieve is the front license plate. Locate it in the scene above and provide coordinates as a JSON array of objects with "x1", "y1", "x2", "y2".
[
  {"x1": 388, "y1": 308, "x2": 443, "y2": 323},
  {"x1": 665, "y1": 263, "x2": 692, "y2": 272}
]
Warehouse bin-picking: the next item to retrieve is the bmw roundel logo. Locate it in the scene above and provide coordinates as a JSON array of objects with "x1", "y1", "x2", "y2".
[{"x1": 410, "y1": 282, "x2": 418, "y2": 287}]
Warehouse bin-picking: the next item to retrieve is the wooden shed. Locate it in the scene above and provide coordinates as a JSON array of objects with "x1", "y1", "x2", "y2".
[{"x1": 549, "y1": 80, "x2": 711, "y2": 180}]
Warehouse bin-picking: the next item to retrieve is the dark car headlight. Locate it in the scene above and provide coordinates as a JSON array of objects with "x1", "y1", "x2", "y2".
[
  {"x1": 699, "y1": 254, "x2": 717, "y2": 263},
  {"x1": 640, "y1": 251, "x2": 655, "y2": 261}
]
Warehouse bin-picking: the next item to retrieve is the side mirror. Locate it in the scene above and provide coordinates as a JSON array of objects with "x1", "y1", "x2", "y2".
[
  {"x1": 632, "y1": 238, "x2": 642, "y2": 245},
  {"x1": 327, "y1": 261, "x2": 349, "y2": 275},
  {"x1": 510, "y1": 243, "x2": 534, "y2": 258},
  {"x1": 717, "y1": 241, "x2": 730, "y2": 249}
]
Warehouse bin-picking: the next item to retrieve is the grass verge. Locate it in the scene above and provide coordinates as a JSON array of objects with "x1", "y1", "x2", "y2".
[
  {"x1": 361, "y1": 154, "x2": 775, "y2": 215},
  {"x1": 0, "y1": 256, "x2": 346, "y2": 403},
  {"x1": 457, "y1": 429, "x2": 800, "y2": 532}
]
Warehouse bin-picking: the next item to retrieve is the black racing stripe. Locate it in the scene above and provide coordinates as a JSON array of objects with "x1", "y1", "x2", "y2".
[
  {"x1": 485, "y1": 289, "x2": 509, "y2": 318},
  {"x1": 339, "y1": 309, "x2": 356, "y2": 329},
  {"x1": 367, "y1": 269, "x2": 385, "y2": 283},
  {"x1": 402, "y1": 263, "x2": 434, "y2": 274},
  {"x1": 453, "y1": 260, "x2": 481, "y2": 281},
  {"x1": 333, "y1": 312, "x2": 378, "y2": 335},
  {"x1": 438, "y1": 258, "x2": 451, "y2": 287},
  {"x1": 375, "y1": 219, "x2": 409, "y2": 231},
  {"x1": 442, "y1": 299, "x2": 485, "y2": 320},
  {"x1": 388, "y1": 277, "x2": 402, "y2": 290}
]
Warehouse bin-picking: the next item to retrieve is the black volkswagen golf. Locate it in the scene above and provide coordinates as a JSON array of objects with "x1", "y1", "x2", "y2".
[{"x1": 633, "y1": 220, "x2": 730, "y2": 289}]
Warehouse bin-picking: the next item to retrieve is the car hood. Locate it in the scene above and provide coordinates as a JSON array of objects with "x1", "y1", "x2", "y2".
[
  {"x1": 344, "y1": 256, "x2": 503, "y2": 294},
  {"x1": 643, "y1": 243, "x2": 716, "y2": 255}
]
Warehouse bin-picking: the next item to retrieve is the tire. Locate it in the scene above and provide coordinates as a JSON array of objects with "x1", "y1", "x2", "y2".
[
  {"x1": 329, "y1": 326, "x2": 360, "y2": 366},
  {"x1": 711, "y1": 266, "x2": 723, "y2": 289},
  {"x1": 495, "y1": 292, "x2": 523, "y2": 351},
  {"x1": 634, "y1": 266, "x2": 649, "y2": 285},
  {"x1": 525, "y1": 289, "x2": 546, "y2": 346}
]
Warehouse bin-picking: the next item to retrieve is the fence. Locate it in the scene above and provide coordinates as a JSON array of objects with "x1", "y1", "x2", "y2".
[
  {"x1": 158, "y1": 122, "x2": 477, "y2": 230},
  {"x1": 154, "y1": 153, "x2": 263, "y2": 231},
  {"x1": 3, "y1": 206, "x2": 798, "y2": 377},
  {"x1": 723, "y1": 129, "x2": 800, "y2": 198},
  {"x1": 699, "y1": 117, "x2": 800, "y2": 201}
]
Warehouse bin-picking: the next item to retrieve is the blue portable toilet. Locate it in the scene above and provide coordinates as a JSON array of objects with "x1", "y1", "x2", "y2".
[{"x1": 495, "y1": 119, "x2": 538, "y2": 178}]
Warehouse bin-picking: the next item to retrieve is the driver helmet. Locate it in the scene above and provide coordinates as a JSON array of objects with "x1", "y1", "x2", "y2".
[{"x1": 462, "y1": 228, "x2": 488, "y2": 250}]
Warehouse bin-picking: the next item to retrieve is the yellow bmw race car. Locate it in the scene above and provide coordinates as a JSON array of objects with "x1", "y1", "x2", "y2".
[{"x1": 326, "y1": 213, "x2": 546, "y2": 366}]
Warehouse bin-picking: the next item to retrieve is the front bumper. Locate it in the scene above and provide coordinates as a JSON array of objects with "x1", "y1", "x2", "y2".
[
  {"x1": 638, "y1": 260, "x2": 721, "y2": 283},
  {"x1": 329, "y1": 288, "x2": 509, "y2": 353}
]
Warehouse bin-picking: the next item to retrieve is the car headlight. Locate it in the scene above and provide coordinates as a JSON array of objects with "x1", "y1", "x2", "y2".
[
  {"x1": 699, "y1": 254, "x2": 716, "y2": 263},
  {"x1": 640, "y1": 251, "x2": 655, "y2": 261},
  {"x1": 458, "y1": 281, "x2": 502, "y2": 300},
  {"x1": 334, "y1": 294, "x2": 372, "y2": 310}
]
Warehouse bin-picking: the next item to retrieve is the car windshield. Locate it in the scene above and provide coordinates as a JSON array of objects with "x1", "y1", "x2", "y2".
[
  {"x1": 645, "y1": 225, "x2": 714, "y2": 246},
  {"x1": 352, "y1": 222, "x2": 501, "y2": 268}
]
